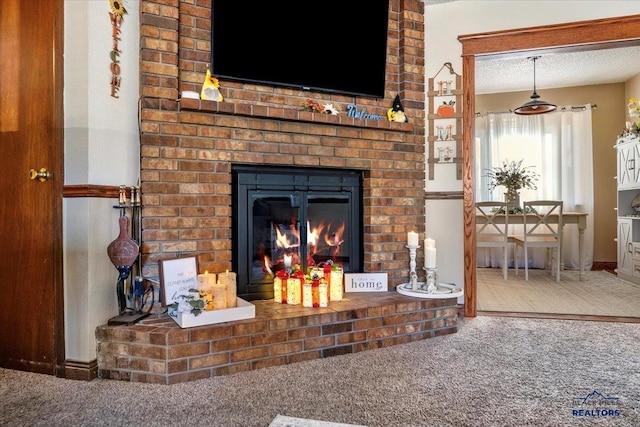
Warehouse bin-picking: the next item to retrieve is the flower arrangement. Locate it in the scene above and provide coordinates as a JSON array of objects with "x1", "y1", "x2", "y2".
[
  {"x1": 302, "y1": 99, "x2": 340, "y2": 115},
  {"x1": 628, "y1": 97, "x2": 640, "y2": 118},
  {"x1": 169, "y1": 289, "x2": 209, "y2": 317},
  {"x1": 485, "y1": 159, "x2": 538, "y2": 192}
]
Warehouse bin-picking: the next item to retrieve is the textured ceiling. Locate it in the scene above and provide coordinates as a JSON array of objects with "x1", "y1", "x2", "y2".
[
  {"x1": 422, "y1": 0, "x2": 640, "y2": 94},
  {"x1": 475, "y1": 46, "x2": 640, "y2": 94}
]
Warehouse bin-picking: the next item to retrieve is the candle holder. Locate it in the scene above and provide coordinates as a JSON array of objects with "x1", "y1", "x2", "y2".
[
  {"x1": 406, "y1": 244, "x2": 420, "y2": 289},
  {"x1": 424, "y1": 267, "x2": 438, "y2": 293}
]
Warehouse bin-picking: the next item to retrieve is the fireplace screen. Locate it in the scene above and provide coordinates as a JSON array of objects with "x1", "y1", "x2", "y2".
[{"x1": 232, "y1": 166, "x2": 363, "y2": 300}]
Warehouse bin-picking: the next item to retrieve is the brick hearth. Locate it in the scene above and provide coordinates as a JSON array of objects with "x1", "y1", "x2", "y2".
[{"x1": 97, "y1": 293, "x2": 458, "y2": 384}]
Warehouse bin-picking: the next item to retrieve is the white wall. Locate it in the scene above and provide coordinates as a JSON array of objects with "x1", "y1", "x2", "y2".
[
  {"x1": 63, "y1": 0, "x2": 140, "y2": 362},
  {"x1": 424, "y1": 0, "x2": 640, "y2": 289}
]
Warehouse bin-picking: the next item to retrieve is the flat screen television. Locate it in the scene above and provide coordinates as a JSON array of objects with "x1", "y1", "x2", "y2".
[{"x1": 211, "y1": 1, "x2": 390, "y2": 99}]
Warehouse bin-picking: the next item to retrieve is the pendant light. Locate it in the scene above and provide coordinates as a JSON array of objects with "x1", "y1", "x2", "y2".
[{"x1": 514, "y1": 56, "x2": 556, "y2": 115}]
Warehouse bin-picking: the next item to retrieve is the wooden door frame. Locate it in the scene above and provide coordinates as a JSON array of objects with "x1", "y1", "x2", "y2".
[
  {"x1": 458, "y1": 14, "x2": 640, "y2": 318},
  {"x1": 53, "y1": 0, "x2": 65, "y2": 376}
]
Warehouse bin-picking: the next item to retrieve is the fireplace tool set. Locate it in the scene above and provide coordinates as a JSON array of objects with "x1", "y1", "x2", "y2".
[{"x1": 107, "y1": 185, "x2": 155, "y2": 324}]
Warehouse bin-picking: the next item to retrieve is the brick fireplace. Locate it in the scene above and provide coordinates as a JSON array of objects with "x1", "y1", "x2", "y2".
[
  {"x1": 138, "y1": 0, "x2": 426, "y2": 284},
  {"x1": 95, "y1": 0, "x2": 452, "y2": 384}
]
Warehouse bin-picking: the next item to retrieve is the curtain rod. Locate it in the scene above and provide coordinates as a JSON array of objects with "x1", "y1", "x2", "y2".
[{"x1": 475, "y1": 104, "x2": 597, "y2": 117}]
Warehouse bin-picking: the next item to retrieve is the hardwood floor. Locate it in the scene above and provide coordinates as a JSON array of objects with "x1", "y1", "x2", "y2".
[{"x1": 476, "y1": 264, "x2": 640, "y2": 323}]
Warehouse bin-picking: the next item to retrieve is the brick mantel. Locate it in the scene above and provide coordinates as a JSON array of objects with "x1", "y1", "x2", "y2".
[{"x1": 179, "y1": 99, "x2": 414, "y2": 132}]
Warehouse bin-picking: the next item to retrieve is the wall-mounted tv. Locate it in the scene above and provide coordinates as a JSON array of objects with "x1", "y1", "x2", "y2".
[{"x1": 211, "y1": 1, "x2": 390, "y2": 99}]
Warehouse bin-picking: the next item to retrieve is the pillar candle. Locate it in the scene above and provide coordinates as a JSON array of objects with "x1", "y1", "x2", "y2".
[
  {"x1": 424, "y1": 238, "x2": 435, "y2": 249},
  {"x1": 424, "y1": 239, "x2": 436, "y2": 269},
  {"x1": 212, "y1": 279, "x2": 227, "y2": 309},
  {"x1": 197, "y1": 271, "x2": 216, "y2": 293},
  {"x1": 407, "y1": 231, "x2": 419, "y2": 246},
  {"x1": 219, "y1": 270, "x2": 237, "y2": 308}
]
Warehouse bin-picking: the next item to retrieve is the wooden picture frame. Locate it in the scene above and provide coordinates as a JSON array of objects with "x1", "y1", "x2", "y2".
[{"x1": 158, "y1": 256, "x2": 198, "y2": 306}]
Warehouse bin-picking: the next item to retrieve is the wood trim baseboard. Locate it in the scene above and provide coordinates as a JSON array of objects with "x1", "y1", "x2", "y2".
[
  {"x1": 477, "y1": 311, "x2": 640, "y2": 324},
  {"x1": 63, "y1": 184, "x2": 127, "y2": 199},
  {"x1": 64, "y1": 359, "x2": 98, "y2": 381}
]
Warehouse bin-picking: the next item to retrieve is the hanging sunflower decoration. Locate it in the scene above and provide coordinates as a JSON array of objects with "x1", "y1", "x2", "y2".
[{"x1": 109, "y1": 0, "x2": 127, "y2": 17}]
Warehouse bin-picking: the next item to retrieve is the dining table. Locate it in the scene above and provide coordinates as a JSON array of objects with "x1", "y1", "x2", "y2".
[{"x1": 475, "y1": 211, "x2": 588, "y2": 281}]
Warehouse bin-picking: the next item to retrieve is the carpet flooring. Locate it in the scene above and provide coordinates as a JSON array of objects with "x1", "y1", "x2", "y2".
[
  {"x1": 1, "y1": 316, "x2": 639, "y2": 427},
  {"x1": 477, "y1": 268, "x2": 640, "y2": 317}
]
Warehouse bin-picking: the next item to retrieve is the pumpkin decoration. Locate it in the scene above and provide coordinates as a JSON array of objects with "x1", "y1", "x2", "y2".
[{"x1": 437, "y1": 100, "x2": 455, "y2": 118}]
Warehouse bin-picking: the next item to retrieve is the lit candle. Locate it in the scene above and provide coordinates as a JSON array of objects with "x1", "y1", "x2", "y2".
[
  {"x1": 197, "y1": 271, "x2": 216, "y2": 294},
  {"x1": 219, "y1": 269, "x2": 237, "y2": 308},
  {"x1": 407, "y1": 231, "x2": 419, "y2": 247},
  {"x1": 212, "y1": 279, "x2": 227, "y2": 309},
  {"x1": 424, "y1": 238, "x2": 436, "y2": 269},
  {"x1": 284, "y1": 254, "x2": 292, "y2": 270}
]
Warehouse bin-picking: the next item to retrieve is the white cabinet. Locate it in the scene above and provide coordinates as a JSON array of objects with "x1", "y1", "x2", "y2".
[
  {"x1": 617, "y1": 139, "x2": 640, "y2": 189},
  {"x1": 616, "y1": 134, "x2": 640, "y2": 283},
  {"x1": 617, "y1": 218, "x2": 633, "y2": 277}
]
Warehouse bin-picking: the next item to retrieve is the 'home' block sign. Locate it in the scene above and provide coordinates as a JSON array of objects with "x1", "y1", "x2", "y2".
[{"x1": 344, "y1": 273, "x2": 388, "y2": 292}]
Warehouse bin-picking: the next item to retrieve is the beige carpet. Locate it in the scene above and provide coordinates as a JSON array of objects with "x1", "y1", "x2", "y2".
[
  {"x1": 477, "y1": 268, "x2": 640, "y2": 317},
  {"x1": 2, "y1": 316, "x2": 639, "y2": 426}
]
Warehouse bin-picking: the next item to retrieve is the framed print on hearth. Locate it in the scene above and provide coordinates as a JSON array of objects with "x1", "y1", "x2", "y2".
[{"x1": 158, "y1": 256, "x2": 198, "y2": 306}]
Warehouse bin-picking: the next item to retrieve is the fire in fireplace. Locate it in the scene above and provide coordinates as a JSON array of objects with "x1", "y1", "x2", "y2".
[{"x1": 232, "y1": 165, "x2": 363, "y2": 300}]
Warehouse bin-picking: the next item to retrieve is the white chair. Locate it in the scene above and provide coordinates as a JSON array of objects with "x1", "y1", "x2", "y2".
[
  {"x1": 476, "y1": 201, "x2": 511, "y2": 280},
  {"x1": 512, "y1": 200, "x2": 563, "y2": 282}
]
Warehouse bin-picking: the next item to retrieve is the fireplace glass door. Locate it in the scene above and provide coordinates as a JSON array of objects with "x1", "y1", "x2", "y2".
[{"x1": 233, "y1": 166, "x2": 362, "y2": 300}]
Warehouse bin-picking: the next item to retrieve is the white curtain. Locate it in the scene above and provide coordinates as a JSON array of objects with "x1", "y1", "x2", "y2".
[{"x1": 475, "y1": 105, "x2": 594, "y2": 270}]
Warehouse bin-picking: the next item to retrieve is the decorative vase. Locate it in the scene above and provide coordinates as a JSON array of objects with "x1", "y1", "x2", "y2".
[
  {"x1": 504, "y1": 188, "x2": 520, "y2": 211},
  {"x1": 107, "y1": 215, "x2": 139, "y2": 279}
]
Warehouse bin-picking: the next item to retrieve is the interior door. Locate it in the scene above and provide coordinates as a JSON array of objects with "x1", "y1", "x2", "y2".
[{"x1": 0, "y1": 0, "x2": 64, "y2": 374}]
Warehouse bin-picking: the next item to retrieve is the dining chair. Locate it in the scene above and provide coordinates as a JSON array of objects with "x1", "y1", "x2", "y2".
[
  {"x1": 476, "y1": 201, "x2": 511, "y2": 280},
  {"x1": 512, "y1": 200, "x2": 563, "y2": 282}
]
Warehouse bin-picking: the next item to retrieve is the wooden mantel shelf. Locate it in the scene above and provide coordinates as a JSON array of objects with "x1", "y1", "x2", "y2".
[{"x1": 179, "y1": 98, "x2": 414, "y2": 132}]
